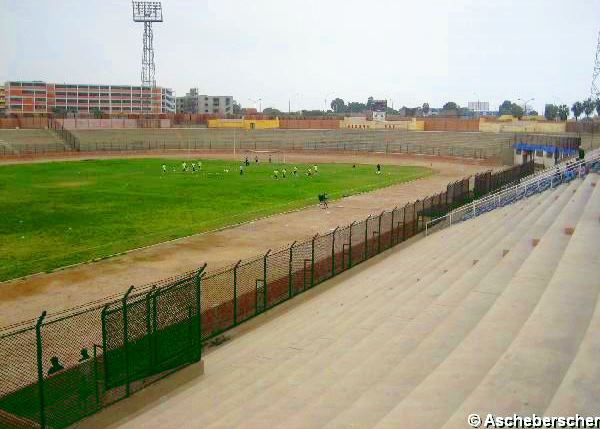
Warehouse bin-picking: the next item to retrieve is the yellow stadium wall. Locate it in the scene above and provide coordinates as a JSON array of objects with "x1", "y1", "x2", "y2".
[
  {"x1": 479, "y1": 118, "x2": 566, "y2": 133},
  {"x1": 207, "y1": 119, "x2": 244, "y2": 128},
  {"x1": 207, "y1": 119, "x2": 280, "y2": 129},
  {"x1": 244, "y1": 119, "x2": 279, "y2": 129},
  {"x1": 340, "y1": 117, "x2": 424, "y2": 131}
]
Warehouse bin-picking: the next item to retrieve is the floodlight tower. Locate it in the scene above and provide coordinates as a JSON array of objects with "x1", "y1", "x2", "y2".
[
  {"x1": 132, "y1": 1, "x2": 163, "y2": 89},
  {"x1": 591, "y1": 30, "x2": 600, "y2": 99}
]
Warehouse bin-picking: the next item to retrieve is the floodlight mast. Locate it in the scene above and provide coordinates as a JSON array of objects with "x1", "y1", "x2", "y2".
[{"x1": 132, "y1": 1, "x2": 163, "y2": 91}]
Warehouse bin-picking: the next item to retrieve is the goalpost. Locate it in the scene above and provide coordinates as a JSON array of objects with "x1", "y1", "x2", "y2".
[{"x1": 243, "y1": 149, "x2": 287, "y2": 164}]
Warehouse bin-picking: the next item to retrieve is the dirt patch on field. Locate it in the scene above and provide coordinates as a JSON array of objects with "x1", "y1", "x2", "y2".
[
  {"x1": 0, "y1": 152, "x2": 497, "y2": 326},
  {"x1": 36, "y1": 180, "x2": 94, "y2": 188}
]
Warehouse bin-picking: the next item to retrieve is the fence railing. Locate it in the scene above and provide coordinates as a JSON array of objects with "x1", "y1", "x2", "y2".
[
  {"x1": 0, "y1": 161, "x2": 534, "y2": 429},
  {"x1": 425, "y1": 149, "x2": 600, "y2": 236},
  {"x1": 48, "y1": 118, "x2": 81, "y2": 152}
]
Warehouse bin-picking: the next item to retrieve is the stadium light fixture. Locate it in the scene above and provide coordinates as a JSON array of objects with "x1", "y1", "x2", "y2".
[{"x1": 132, "y1": 1, "x2": 163, "y2": 90}]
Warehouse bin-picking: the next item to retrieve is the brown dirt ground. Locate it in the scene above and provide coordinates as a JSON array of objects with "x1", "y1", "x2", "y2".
[{"x1": 0, "y1": 151, "x2": 498, "y2": 327}]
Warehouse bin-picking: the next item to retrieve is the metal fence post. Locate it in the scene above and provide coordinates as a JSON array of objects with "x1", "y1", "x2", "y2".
[
  {"x1": 378, "y1": 211, "x2": 383, "y2": 253},
  {"x1": 390, "y1": 207, "x2": 396, "y2": 246},
  {"x1": 233, "y1": 260, "x2": 241, "y2": 326},
  {"x1": 196, "y1": 264, "x2": 207, "y2": 358},
  {"x1": 36, "y1": 311, "x2": 47, "y2": 429},
  {"x1": 402, "y1": 205, "x2": 408, "y2": 242},
  {"x1": 93, "y1": 344, "x2": 100, "y2": 407},
  {"x1": 311, "y1": 235, "x2": 316, "y2": 287},
  {"x1": 122, "y1": 285, "x2": 134, "y2": 398},
  {"x1": 146, "y1": 286, "x2": 156, "y2": 370},
  {"x1": 288, "y1": 241, "x2": 296, "y2": 298},
  {"x1": 349, "y1": 222, "x2": 355, "y2": 268},
  {"x1": 263, "y1": 249, "x2": 271, "y2": 311},
  {"x1": 364, "y1": 216, "x2": 370, "y2": 260},
  {"x1": 331, "y1": 227, "x2": 339, "y2": 278}
]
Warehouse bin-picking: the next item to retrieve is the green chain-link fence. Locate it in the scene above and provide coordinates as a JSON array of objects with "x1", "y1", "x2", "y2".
[{"x1": 0, "y1": 161, "x2": 533, "y2": 429}]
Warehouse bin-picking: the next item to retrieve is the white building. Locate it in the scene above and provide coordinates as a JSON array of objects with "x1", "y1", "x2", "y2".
[{"x1": 176, "y1": 88, "x2": 234, "y2": 114}]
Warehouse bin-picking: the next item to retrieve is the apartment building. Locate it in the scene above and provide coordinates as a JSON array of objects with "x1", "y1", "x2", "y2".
[
  {"x1": 0, "y1": 86, "x2": 5, "y2": 114},
  {"x1": 176, "y1": 88, "x2": 233, "y2": 115},
  {"x1": 4, "y1": 81, "x2": 175, "y2": 115}
]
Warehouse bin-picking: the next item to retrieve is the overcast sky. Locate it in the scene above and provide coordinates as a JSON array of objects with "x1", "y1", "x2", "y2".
[{"x1": 1, "y1": 0, "x2": 598, "y2": 113}]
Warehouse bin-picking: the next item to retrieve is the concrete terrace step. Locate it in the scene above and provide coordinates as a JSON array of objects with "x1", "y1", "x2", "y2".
[
  {"x1": 236, "y1": 191, "x2": 556, "y2": 429},
  {"x1": 205, "y1": 194, "x2": 540, "y2": 427},
  {"x1": 435, "y1": 177, "x2": 594, "y2": 429},
  {"x1": 139, "y1": 205, "x2": 509, "y2": 423},
  {"x1": 185, "y1": 201, "x2": 520, "y2": 427},
  {"x1": 544, "y1": 176, "x2": 600, "y2": 416},
  {"x1": 74, "y1": 175, "x2": 600, "y2": 429},
  {"x1": 444, "y1": 175, "x2": 600, "y2": 424},
  {"x1": 321, "y1": 181, "x2": 580, "y2": 429},
  {"x1": 96, "y1": 183, "x2": 520, "y2": 429},
  {"x1": 344, "y1": 183, "x2": 573, "y2": 429}
]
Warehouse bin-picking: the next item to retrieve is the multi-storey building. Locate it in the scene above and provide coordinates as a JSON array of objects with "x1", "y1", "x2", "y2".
[
  {"x1": 0, "y1": 86, "x2": 5, "y2": 114},
  {"x1": 4, "y1": 81, "x2": 175, "y2": 115},
  {"x1": 176, "y1": 88, "x2": 233, "y2": 114}
]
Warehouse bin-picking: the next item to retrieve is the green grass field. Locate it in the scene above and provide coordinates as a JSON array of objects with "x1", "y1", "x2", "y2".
[{"x1": 0, "y1": 159, "x2": 431, "y2": 281}]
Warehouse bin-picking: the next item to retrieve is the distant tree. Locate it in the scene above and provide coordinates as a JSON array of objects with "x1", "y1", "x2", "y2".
[
  {"x1": 422, "y1": 102, "x2": 430, "y2": 115},
  {"x1": 232, "y1": 101, "x2": 242, "y2": 115},
  {"x1": 557, "y1": 104, "x2": 570, "y2": 121},
  {"x1": 510, "y1": 104, "x2": 524, "y2": 119},
  {"x1": 544, "y1": 104, "x2": 558, "y2": 120},
  {"x1": 529, "y1": 110, "x2": 538, "y2": 116},
  {"x1": 347, "y1": 102, "x2": 367, "y2": 113},
  {"x1": 442, "y1": 101, "x2": 458, "y2": 110},
  {"x1": 571, "y1": 101, "x2": 584, "y2": 121},
  {"x1": 91, "y1": 107, "x2": 102, "y2": 119},
  {"x1": 366, "y1": 96, "x2": 374, "y2": 110},
  {"x1": 262, "y1": 107, "x2": 283, "y2": 116},
  {"x1": 595, "y1": 98, "x2": 600, "y2": 116},
  {"x1": 51, "y1": 106, "x2": 66, "y2": 117},
  {"x1": 583, "y1": 98, "x2": 595, "y2": 117},
  {"x1": 499, "y1": 100, "x2": 513, "y2": 116},
  {"x1": 330, "y1": 98, "x2": 345, "y2": 113},
  {"x1": 301, "y1": 109, "x2": 326, "y2": 117},
  {"x1": 404, "y1": 107, "x2": 419, "y2": 117}
]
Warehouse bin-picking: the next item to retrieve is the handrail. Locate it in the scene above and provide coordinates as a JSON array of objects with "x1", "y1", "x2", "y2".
[{"x1": 425, "y1": 148, "x2": 600, "y2": 236}]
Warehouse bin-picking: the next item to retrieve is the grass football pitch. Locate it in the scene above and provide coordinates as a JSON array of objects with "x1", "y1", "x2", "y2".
[{"x1": 0, "y1": 158, "x2": 432, "y2": 281}]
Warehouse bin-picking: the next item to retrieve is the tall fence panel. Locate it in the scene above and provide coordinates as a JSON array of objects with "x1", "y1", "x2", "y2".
[
  {"x1": 265, "y1": 247, "x2": 291, "y2": 308},
  {"x1": 379, "y1": 211, "x2": 393, "y2": 251},
  {"x1": 201, "y1": 268, "x2": 234, "y2": 339},
  {"x1": 313, "y1": 233, "x2": 334, "y2": 284},
  {"x1": 290, "y1": 240, "x2": 314, "y2": 295},
  {"x1": 236, "y1": 256, "x2": 263, "y2": 323},
  {"x1": 333, "y1": 225, "x2": 351, "y2": 274}
]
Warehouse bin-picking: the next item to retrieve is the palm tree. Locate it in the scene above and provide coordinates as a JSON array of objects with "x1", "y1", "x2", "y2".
[
  {"x1": 582, "y1": 98, "x2": 595, "y2": 118},
  {"x1": 558, "y1": 104, "x2": 569, "y2": 121},
  {"x1": 571, "y1": 101, "x2": 584, "y2": 121}
]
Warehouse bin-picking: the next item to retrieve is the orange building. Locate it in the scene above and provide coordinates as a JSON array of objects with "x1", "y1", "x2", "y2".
[
  {"x1": 0, "y1": 85, "x2": 5, "y2": 113},
  {"x1": 4, "y1": 81, "x2": 175, "y2": 115}
]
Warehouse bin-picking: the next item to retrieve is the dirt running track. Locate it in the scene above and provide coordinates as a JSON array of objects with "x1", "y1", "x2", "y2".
[{"x1": 0, "y1": 151, "x2": 497, "y2": 327}]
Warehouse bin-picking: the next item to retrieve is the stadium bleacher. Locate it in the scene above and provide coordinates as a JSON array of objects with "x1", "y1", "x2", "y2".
[
  {"x1": 0, "y1": 129, "x2": 68, "y2": 156},
  {"x1": 81, "y1": 156, "x2": 599, "y2": 429},
  {"x1": 68, "y1": 129, "x2": 514, "y2": 160}
]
